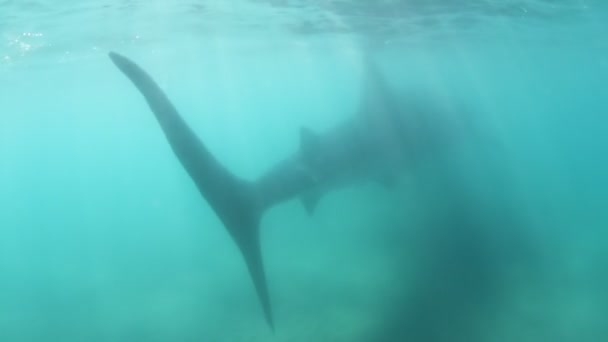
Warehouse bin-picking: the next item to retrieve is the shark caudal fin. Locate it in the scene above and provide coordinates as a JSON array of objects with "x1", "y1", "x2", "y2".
[{"x1": 108, "y1": 52, "x2": 274, "y2": 330}]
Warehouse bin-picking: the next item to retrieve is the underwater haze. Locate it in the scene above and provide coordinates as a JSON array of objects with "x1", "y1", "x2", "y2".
[{"x1": 1, "y1": 0, "x2": 608, "y2": 341}]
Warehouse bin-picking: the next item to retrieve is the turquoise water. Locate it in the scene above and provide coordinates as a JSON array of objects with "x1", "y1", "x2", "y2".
[{"x1": 1, "y1": 1, "x2": 607, "y2": 341}]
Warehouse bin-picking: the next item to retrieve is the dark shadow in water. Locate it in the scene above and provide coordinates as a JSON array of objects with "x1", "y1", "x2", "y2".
[{"x1": 369, "y1": 148, "x2": 543, "y2": 341}]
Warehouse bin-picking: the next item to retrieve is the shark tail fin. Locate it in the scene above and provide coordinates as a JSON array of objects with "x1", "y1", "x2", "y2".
[{"x1": 108, "y1": 52, "x2": 274, "y2": 330}]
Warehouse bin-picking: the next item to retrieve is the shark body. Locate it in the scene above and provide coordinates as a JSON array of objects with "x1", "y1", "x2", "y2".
[{"x1": 108, "y1": 52, "x2": 462, "y2": 329}]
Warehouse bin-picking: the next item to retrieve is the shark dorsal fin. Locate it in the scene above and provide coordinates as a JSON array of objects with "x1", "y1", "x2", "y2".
[{"x1": 358, "y1": 55, "x2": 401, "y2": 124}]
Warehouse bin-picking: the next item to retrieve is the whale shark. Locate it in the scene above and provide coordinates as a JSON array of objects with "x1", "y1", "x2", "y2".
[{"x1": 108, "y1": 51, "x2": 469, "y2": 329}]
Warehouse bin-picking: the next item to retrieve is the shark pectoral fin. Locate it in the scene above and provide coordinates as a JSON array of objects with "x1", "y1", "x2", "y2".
[
  {"x1": 108, "y1": 52, "x2": 274, "y2": 329},
  {"x1": 300, "y1": 191, "x2": 322, "y2": 215},
  {"x1": 299, "y1": 127, "x2": 320, "y2": 162}
]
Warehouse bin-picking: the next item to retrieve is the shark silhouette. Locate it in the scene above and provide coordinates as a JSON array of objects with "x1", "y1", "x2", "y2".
[{"x1": 108, "y1": 51, "x2": 466, "y2": 329}]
